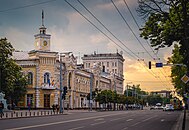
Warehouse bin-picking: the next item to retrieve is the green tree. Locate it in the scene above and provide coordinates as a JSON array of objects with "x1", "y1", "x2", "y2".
[
  {"x1": 168, "y1": 44, "x2": 187, "y2": 96},
  {"x1": 0, "y1": 38, "x2": 27, "y2": 104},
  {"x1": 137, "y1": 0, "x2": 189, "y2": 70},
  {"x1": 147, "y1": 94, "x2": 163, "y2": 106}
]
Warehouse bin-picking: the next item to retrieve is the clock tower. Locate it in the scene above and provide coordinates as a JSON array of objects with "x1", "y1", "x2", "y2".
[{"x1": 34, "y1": 10, "x2": 51, "y2": 51}]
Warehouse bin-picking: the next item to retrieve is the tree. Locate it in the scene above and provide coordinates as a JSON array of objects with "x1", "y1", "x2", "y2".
[
  {"x1": 147, "y1": 94, "x2": 163, "y2": 106},
  {"x1": 137, "y1": 0, "x2": 189, "y2": 70},
  {"x1": 168, "y1": 44, "x2": 187, "y2": 96},
  {"x1": 0, "y1": 38, "x2": 27, "y2": 104}
]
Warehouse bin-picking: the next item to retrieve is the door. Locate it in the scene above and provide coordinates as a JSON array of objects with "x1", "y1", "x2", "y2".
[{"x1": 44, "y1": 94, "x2": 50, "y2": 108}]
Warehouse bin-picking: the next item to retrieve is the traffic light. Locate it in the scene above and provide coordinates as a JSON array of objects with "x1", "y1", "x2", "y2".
[
  {"x1": 61, "y1": 86, "x2": 68, "y2": 100},
  {"x1": 63, "y1": 86, "x2": 67, "y2": 94},
  {"x1": 149, "y1": 61, "x2": 151, "y2": 69}
]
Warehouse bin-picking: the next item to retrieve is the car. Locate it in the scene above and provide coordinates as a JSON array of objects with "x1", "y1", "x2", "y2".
[{"x1": 163, "y1": 104, "x2": 174, "y2": 111}]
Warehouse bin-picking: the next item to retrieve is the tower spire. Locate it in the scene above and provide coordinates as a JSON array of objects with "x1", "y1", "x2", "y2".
[{"x1": 42, "y1": 10, "x2": 44, "y2": 26}]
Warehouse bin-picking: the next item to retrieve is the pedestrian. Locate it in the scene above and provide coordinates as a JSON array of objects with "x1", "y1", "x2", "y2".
[
  {"x1": 28, "y1": 103, "x2": 31, "y2": 112},
  {"x1": 56, "y1": 104, "x2": 59, "y2": 113},
  {"x1": 67, "y1": 103, "x2": 69, "y2": 112},
  {"x1": 0, "y1": 101, "x2": 4, "y2": 118},
  {"x1": 52, "y1": 104, "x2": 55, "y2": 113}
]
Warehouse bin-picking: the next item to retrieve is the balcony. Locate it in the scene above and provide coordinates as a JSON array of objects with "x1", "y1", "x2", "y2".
[{"x1": 41, "y1": 83, "x2": 56, "y2": 90}]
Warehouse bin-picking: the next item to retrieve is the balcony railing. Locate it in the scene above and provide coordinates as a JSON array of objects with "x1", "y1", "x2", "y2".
[{"x1": 41, "y1": 83, "x2": 56, "y2": 90}]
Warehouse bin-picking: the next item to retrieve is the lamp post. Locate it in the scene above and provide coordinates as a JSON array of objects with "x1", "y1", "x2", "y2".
[
  {"x1": 59, "y1": 54, "x2": 63, "y2": 113},
  {"x1": 89, "y1": 72, "x2": 93, "y2": 111}
]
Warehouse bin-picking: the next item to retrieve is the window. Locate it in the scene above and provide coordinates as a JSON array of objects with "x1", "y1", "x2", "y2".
[
  {"x1": 44, "y1": 72, "x2": 50, "y2": 84},
  {"x1": 107, "y1": 62, "x2": 109, "y2": 67},
  {"x1": 27, "y1": 94, "x2": 33, "y2": 106},
  {"x1": 115, "y1": 69, "x2": 117, "y2": 74},
  {"x1": 28, "y1": 72, "x2": 33, "y2": 85},
  {"x1": 115, "y1": 62, "x2": 117, "y2": 67},
  {"x1": 112, "y1": 62, "x2": 114, "y2": 67}
]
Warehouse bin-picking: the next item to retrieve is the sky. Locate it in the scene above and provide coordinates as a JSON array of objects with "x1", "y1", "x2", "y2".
[{"x1": 0, "y1": 0, "x2": 174, "y2": 92}]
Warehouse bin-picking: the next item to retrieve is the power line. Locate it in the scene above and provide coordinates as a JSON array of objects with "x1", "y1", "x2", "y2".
[
  {"x1": 64, "y1": 0, "x2": 162, "y2": 80},
  {"x1": 0, "y1": 0, "x2": 57, "y2": 13},
  {"x1": 111, "y1": 0, "x2": 154, "y2": 60},
  {"x1": 64, "y1": 0, "x2": 171, "y2": 87},
  {"x1": 77, "y1": 0, "x2": 139, "y2": 59},
  {"x1": 123, "y1": 0, "x2": 172, "y2": 85},
  {"x1": 64, "y1": 0, "x2": 134, "y2": 58},
  {"x1": 111, "y1": 0, "x2": 171, "y2": 87}
]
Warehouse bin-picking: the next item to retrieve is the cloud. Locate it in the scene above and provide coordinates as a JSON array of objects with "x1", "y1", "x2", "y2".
[{"x1": 4, "y1": 27, "x2": 33, "y2": 51}]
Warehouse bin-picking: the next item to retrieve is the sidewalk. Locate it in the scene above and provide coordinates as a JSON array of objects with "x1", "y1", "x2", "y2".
[
  {"x1": 0, "y1": 109, "x2": 98, "y2": 120},
  {"x1": 185, "y1": 110, "x2": 189, "y2": 130},
  {"x1": 175, "y1": 110, "x2": 189, "y2": 130},
  {"x1": 0, "y1": 109, "x2": 68, "y2": 120}
]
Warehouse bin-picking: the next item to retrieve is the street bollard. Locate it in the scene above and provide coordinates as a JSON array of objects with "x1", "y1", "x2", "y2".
[
  {"x1": 25, "y1": 112, "x2": 27, "y2": 117},
  {"x1": 11, "y1": 113, "x2": 13, "y2": 118},
  {"x1": 48, "y1": 111, "x2": 49, "y2": 115},
  {"x1": 16, "y1": 112, "x2": 18, "y2": 117},
  {"x1": 6, "y1": 113, "x2": 8, "y2": 118},
  {"x1": 21, "y1": 112, "x2": 22, "y2": 117},
  {"x1": 41, "y1": 111, "x2": 42, "y2": 116}
]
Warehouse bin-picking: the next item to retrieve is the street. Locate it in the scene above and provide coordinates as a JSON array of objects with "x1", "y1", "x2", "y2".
[{"x1": 0, "y1": 109, "x2": 181, "y2": 130}]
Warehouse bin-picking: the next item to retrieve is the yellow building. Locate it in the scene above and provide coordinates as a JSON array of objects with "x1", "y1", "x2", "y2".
[{"x1": 13, "y1": 13, "x2": 60, "y2": 108}]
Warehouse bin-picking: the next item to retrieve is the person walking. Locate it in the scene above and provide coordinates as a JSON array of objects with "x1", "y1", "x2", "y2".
[
  {"x1": 0, "y1": 101, "x2": 4, "y2": 118},
  {"x1": 28, "y1": 103, "x2": 31, "y2": 112}
]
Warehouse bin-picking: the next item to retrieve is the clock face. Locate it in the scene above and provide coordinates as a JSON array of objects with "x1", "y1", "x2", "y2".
[
  {"x1": 43, "y1": 41, "x2": 48, "y2": 46},
  {"x1": 36, "y1": 42, "x2": 39, "y2": 46}
]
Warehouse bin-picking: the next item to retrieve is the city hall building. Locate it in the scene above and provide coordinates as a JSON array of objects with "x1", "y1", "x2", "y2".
[{"x1": 13, "y1": 13, "x2": 124, "y2": 109}]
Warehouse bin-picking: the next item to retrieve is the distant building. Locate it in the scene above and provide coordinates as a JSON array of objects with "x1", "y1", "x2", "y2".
[
  {"x1": 82, "y1": 53, "x2": 124, "y2": 94},
  {"x1": 151, "y1": 90, "x2": 171, "y2": 98}
]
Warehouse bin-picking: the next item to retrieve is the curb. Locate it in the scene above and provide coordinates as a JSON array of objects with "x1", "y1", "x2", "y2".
[{"x1": 173, "y1": 111, "x2": 183, "y2": 130}]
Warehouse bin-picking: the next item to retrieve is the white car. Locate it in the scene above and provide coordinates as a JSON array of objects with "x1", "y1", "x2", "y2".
[{"x1": 163, "y1": 104, "x2": 174, "y2": 111}]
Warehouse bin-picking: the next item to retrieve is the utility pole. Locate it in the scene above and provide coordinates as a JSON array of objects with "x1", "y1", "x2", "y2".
[
  {"x1": 89, "y1": 73, "x2": 93, "y2": 111},
  {"x1": 59, "y1": 55, "x2": 63, "y2": 113},
  {"x1": 114, "y1": 74, "x2": 116, "y2": 111}
]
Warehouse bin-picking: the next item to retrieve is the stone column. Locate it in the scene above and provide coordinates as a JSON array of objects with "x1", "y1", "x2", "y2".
[
  {"x1": 35, "y1": 64, "x2": 40, "y2": 108},
  {"x1": 54, "y1": 89, "x2": 58, "y2": 105}
]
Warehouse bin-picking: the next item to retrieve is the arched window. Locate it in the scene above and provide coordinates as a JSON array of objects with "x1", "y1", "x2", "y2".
[
  {"x1": 44, "y1": 72, "x2": 50, "y2": 84},
  {"x1": 28, "y1": 72, "x2": 33, "y2": 85}
]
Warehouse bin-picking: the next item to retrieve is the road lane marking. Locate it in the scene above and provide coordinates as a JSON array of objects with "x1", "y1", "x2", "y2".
[
  {"x1": 91, "y1": 121, "x2": 106, "y2": 126},
  {"x1": 131, "y1": 122, "x2": 141, "y2": 126},
  {"x1": 161, "y1": 119, "x2": 165, "y2": 122},
  {"x1": 122, "y1": 127, "x2": 128, "y2": 130},
  {"x1": 5, "y1": 112, "x2": 124, "y2": 130},
  {"x1": 110, "y1": 117, "x2": 124, "y2": 121},
  {"x1": 126, "y1": 119, "x2": 133, "y2": 122},
  {"x1": 141, "y1": 115, "x2": 157, "y2": 122},
  {"x1": 94, "y1": 118, "x2": 104, "y2": 121},
  {"x1": 69, "y1": 126, "x2": 85, "y2": 130}
]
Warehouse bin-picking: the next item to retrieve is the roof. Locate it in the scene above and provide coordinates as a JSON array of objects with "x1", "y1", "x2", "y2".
[{"x1": 12, "y1": 51, "x2": 30, "y2": 60}]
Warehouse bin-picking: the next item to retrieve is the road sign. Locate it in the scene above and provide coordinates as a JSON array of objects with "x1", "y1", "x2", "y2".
[
  {"x1": 181, "y1": 74, "x2": 189, "y2": 84},
  {"x1": 156, "y1": 63, "x2": 163, "y2": 67}
]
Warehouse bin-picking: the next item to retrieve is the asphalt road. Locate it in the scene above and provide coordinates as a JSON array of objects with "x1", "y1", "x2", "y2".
[{"x1": 0, "y1": 109, "x2": 181, "y2": 130}]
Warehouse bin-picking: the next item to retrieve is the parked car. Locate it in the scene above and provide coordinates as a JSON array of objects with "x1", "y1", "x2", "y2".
[
  {"x1": 163, "y1": 104, "x2": 174, "y2": 111},
  {"x1": 150, "y1": 103, "x2": 163, "y2": 110}
]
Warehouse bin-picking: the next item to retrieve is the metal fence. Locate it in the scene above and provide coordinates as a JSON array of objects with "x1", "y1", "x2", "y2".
[{"x1": 0, "y1": 110, "x2": 63, "y2": 119}]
